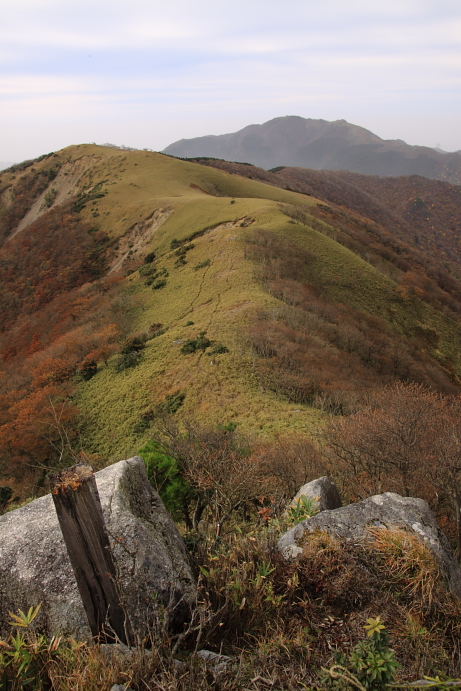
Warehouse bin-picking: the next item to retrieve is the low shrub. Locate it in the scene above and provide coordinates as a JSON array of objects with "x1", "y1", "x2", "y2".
[
  {"x1": 0, "y1": 486, "x2": 13, "y2": 514},
  {"x1": 320, "y1": 617, "x2": 400, "y2": 690},
  {"x1": 181, "y1": 332, "x2": 212, "y2": 354},
  {"x1": 115, "y1": 350, "x2": 143, "y2": 371},
  {"x1": 79, "y1": 358, "x2": 98, "y2": 381},
  {"x1": 152, "y1": 278, "x2": 167, "y2": 290},
  {"x1": 209, "y1": 342, "x2": 229, "y2": 354},
  {"x1": 148, "y1": 323, "x2": 165, "y2": 337},
  {"x1": 121, "y1": 335, "x2": 146, "y2": 354},
  {"x1": 139, "y1": 439, "x2": 195, "y2": 523},
  {"x1": 194, "y1": 259, "x2": 211, "y2": 270}
]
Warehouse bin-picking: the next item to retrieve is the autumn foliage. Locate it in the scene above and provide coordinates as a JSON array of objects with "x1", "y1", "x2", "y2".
[
  {"x1": 0, "y1": 201, "x2": 131, "y2": 490},
  {"x1": 324, "y1": 382, "x2": 461, "y2": 554},
  {"x1": 245, "y1": 228, "x2": 458, "y2": 414},
  {"x1": 0, "y1": 202, "x2": 109, "y2": 332}
]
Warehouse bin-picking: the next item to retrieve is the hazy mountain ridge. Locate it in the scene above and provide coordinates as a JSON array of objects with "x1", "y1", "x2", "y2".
[{"x1": 163, "y1": 116, "x2": 461, "y2": 183}]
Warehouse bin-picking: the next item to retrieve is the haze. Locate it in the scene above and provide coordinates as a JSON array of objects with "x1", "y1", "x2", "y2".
[{"x1": 2, "y1": 0, "x2": 461, "y2": 163}]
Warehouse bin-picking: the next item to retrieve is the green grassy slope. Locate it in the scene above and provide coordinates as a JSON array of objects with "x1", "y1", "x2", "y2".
[
  {"x1": 72, "y1": 154, "x2": 461, "y2": 458},
  {"x1": 3, "y1": 144, "x2": 460, "y2": 461}
]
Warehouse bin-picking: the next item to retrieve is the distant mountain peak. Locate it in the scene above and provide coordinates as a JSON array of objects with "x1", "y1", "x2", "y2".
[{"x1": 163, "y1": 116, "x2": 461, "y2": 184}]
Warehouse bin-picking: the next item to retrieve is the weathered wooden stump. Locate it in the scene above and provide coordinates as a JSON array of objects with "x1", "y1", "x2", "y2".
[{"x1": 50, "y1": 464, "x2": 131, "y2": 644}]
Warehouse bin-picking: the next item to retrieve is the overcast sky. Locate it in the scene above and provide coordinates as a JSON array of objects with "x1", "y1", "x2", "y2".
[{"x1": 1, "y1": 0, "x2": 460, "y2": 162}]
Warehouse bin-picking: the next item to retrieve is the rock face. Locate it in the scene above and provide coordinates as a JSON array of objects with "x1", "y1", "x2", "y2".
[
  {"x1": 0, "y1": 457, "x2": 196, "y2": 640},
  {"x1": 278, "y1": 492, "x2": 461, "y2": 598},
  {"x1": 290, "y1": 476, "x2": 342, "y2": 513}
]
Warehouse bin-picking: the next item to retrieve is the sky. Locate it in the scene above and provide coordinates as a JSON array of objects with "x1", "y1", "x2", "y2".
[{"x1": 1, "y1": 0, "x2": 461, "y2": 163}]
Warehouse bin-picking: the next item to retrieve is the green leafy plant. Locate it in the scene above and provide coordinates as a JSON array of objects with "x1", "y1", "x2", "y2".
[
  {"x1": 286, "y1": 495, "x2": 319, "y2": 525},
  {"x1": 320, "y1": 617, "x2": 400, "y2": 690},
  {"x1": 0, "y1": 604, "x2": 84, "y2": 690},
  {"x1": 138, "y1": 440, "x2": 196, "y2": 524}
]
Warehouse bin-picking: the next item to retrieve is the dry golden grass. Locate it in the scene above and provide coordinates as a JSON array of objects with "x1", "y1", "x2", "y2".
[{"x1": 367, "y1": 527, "x2": 441, "y2": 609}]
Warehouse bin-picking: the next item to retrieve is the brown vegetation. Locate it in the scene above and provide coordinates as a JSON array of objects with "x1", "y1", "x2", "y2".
[
  {"x1": 245, "y1": 228, "x2": 458, "y2": 414},
  {"x1": 324, "y1": 382, "x2": 461, "y2": 555}
]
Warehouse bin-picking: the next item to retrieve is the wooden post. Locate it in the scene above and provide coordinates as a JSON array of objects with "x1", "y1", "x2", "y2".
[{"x1": 50, "y1": 464, "x2": 131, "y2": 644}]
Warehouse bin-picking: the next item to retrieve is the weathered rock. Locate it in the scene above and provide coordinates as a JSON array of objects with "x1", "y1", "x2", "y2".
[
  {"x1": 278, "y1": 492, "x2": 461, "y2": 598},
  {"x1": 99, "y1": 643, "x2": 153, "y2": 664},
  {"x1": 0, "y1": 457, "x2": 196, "y2": 640},
  {"x1": 290, "y1": 476, "x2": 342, "y2": 513},
  {"x1": 196, "y1": 650, "x2": 232, "y2": 674}
]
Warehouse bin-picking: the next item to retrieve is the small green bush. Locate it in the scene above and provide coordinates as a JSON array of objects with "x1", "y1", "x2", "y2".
[
  {"x1": 320, "y1": 617, "x2": 400, "y2": 690},
  {"x1": 148, "y1": 323, "x2": 165, "y2": 337},
  {"x1": 194, "y1": 259, "x2": 211, "y2": 270},
  {"x1": 138, "y1": 440, "x2": 195, "y2": 523},
  {"x1": 209, "y1": 342, "x2": 229, "y2": 354},
  {"x1": 115, "y1": 350, "x2": 143, "y2": 371},
  {"x1": 152, "y1": 278, "x2": 167, "y2": 290},
  {"x1": 121, "y1": 335, "x2": 146, "y2": 354},
  {"x1": 159, "y1": 391, "x2": 186, "y2": 414},
  {"x1": 144, "y1": 251, "x2": 156, "y2": 263},
  {"x1": 79, "y1": 359, "x2": 98, "y2": 381},
  {"x1": 139, "y1": 264, "x2": 157, "y2": 277},
  {"x1": 181, "y1": 331, "x2": 211, "y2": 354},
  {"x1": 43, "y1": 187, "x2": 57, "y2": 208}
]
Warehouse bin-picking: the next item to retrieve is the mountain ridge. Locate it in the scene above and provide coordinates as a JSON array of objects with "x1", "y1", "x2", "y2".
[
  {"x1": 1, "y1": 144, "x2": 461, "y2": 499},
  {"x1": 163, "y1": 116, "x2": 461, "y2": 184}
]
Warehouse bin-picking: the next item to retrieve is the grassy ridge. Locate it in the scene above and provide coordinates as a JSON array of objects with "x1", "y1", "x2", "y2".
[
  {"x1": 76, "y1": 194, "x2": 461, "y2": 458},
  {"x1": 4, "y1": 144, "x2": 459, "y2": 459}
]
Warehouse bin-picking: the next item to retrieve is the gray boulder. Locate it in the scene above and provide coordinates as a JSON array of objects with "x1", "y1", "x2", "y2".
[
  {"x1": 0, "y1": 457, "x2": 196, "y2": 640},
  {"x1": 278, "y1": 492, "x2": 461, "y2": 598},
  {"x1": 196, "y1": 650, "x2": 232, "y2": 674},
  {"x1": 290, "y1": 476, "x2": 341, "y2": 513}
]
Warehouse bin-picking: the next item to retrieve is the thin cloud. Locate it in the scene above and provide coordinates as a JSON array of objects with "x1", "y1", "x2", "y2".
[{"x1": 1, "y1": 0, "x2": 460, "y2": 160}]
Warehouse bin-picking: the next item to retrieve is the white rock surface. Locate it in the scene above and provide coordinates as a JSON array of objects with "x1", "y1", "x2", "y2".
[
  {"x1": 278, "y1": 492, "x2": 461, "y2": 598},
  {"x1": 0, "y1": 457, "x2": 195, "y2": 639},
  {"x1": 290, "y1": 476, "x2": 342, "y2": 513}
]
